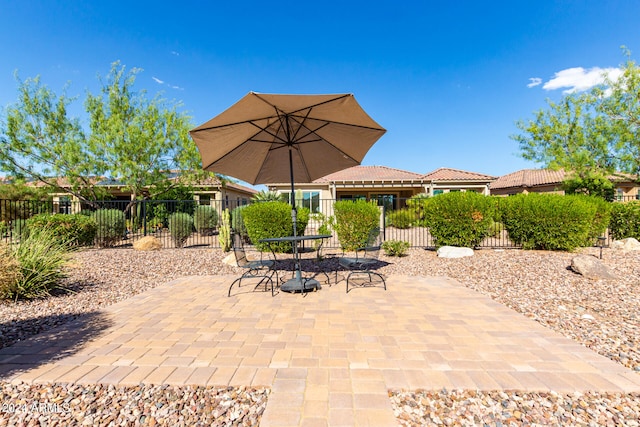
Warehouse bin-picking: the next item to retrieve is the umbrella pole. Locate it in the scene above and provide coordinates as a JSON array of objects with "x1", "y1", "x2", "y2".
[{"x1": 289, "y1": 148, "x2": 302, "y2": 285}]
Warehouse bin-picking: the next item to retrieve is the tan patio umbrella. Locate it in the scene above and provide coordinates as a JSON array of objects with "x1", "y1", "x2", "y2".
[{"x1": 189, "y1": 92, "x2": 386, "y2": 291}]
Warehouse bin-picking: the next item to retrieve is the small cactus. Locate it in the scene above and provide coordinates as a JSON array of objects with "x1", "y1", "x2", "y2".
[{"x1": 218, "y1": 209, "x2": 231, "y2": 252}]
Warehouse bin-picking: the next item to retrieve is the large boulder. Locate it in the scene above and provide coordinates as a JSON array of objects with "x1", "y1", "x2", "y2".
[
  {"x1": 610, "y1": 237, "x2": 640, "y2": 252},
  {"x1": 222, "y1": 253, "x2": 237, "y2": 267},
  {"x1": 436, "y1": 246, "x2": 474, "y2": 258},
  {"x1": 133, "y1": 236, "x2": 162, "y2": 251},
  {"x1": 570, "y1": 255, "x2": 616, "y2": 280}
]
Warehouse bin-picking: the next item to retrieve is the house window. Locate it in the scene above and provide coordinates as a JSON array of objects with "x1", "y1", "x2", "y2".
[
  {"x1": 433, "y1": 189, "x2": 444, "y2": 196},
  {"x1": 285, "y1": 191, "x2": 321, "y2": 213},
  {"x1": 370, "y1": 194, "x2": 396, "y2": 211},
  {"x1": 59, "y1": 196, "x2": 72, "y2": 214},
  {"x1": 199, "y1": 195, "x2": 210, "y2": 205},
  {"x1": 338, "y1": 194, "x2": 367, "y2": 201}
]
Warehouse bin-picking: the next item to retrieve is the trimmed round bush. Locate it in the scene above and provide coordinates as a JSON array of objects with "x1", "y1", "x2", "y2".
[
  {"x1": 168, "y1": 212, "x2": 194, "y2": 248},
  {"x1": 194, "y1": 205, "x2": 219, "y2": 235},
  {"x1": 242, "y1": 201, "x2": 310, "y2": 253},
  {"x1": 333, "y1": 199, "x2": 380, "y2": 251},
  {"x1": 609, "y1": 201, "x2": 640, "y2": 240},
  {"x1": 423, "y1": 192, "x2": 495, "y2": 248},
  {"x1": 91, "y1": 209, "x2": 126, "y2": 248},
  {"x1": 499, "y1": 193, "x2": 608, "y2": 251},
  {"x1": 27, "y1": 213, "x2": 97, "y2": 247}
]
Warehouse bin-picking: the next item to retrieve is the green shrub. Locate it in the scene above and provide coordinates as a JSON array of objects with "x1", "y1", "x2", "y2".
[
  {"x1": 499, "y1": 193, "x2": 607, "y2": 251},
  {"x1": 486, "y1": 219, "x2": 505, "y2": 238},
  {"x1": 148, "y1": 203, "x2": 169, "y2": 228},
  {"x1": 310, "y1": 212, "x2": 332, "y2": 235},
  {"x1": 147, "y1": 217, "x2": 164, "y2": 231},
  {"x1": 386, "y1": 208, "x2": 417, "y2": 229},
  {"x1": 91, "y1": 209, "x2": 126, "y2": 248},
  {"x1": 242, "y1": 201, "x2": 310, "y2": 252},
  {"x1": 423, "y1": 192, "x2": 495, "y2": 248},
  {"x1": 193, "y1": 205, "x2": 219, "y2": 235},
  {"x1": 333, "y1": 200, "x2": 380, "y2": 251},
  {"x1": 168, "y1": 212, "x2": 194, "y2": 248},
  {"x1": 0, "y1": 221, "x2": 7, "y2": 237},
  {"x1": 406, "y1": 193, "x2": 430, "y2": 226},
  {"x1": 26, "y1": 213, "x2": 97, "y2": 246},
  {"x1": 585, "y1": 196, "x2": 612, "y2": 242},
  {"x1": 381, "y1": 240, "x2": 410, "y2": 256},
  {"x1": 231, "y1": 205, "x2": 250, "y2": 241},
  {"x1": 609, "y1": 201, "x2": 640, "y2": 240},
  {"x1": 309, "y1": 212, "x2": 332, "y2": 252},
  {"x1": 0, "y1": 228, "x2": 73, "y2": 300}
]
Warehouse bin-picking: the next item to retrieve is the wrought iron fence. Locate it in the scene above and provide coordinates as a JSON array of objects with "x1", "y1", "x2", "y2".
[{"x1": 0, "y1": 197, "x2": 630, "y2": 249}]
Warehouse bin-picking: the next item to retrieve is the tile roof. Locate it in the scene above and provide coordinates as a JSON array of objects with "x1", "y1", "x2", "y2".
[
  {"x1": 609, "y1": 172, "x2": 639, "y2": 182},
  {"x1": 224, "y1": 180, "x2": 258, "y2": 194},
  {"x1": 313, "y1": 165, "x2": 423, "y2": 182},
  {"x1": 490, "y1": 169, "x2": 566, "y2": 189},
  {"x1": 490, "y1": 169, "x2": 639, "y2": 190},
  {"x1": 422, "y1": 167, "x2": 495, "y2": 181}
]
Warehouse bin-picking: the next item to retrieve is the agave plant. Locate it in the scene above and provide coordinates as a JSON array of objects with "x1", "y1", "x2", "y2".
[{"x1": 252, "y1": 190, "x2": 286, "y2": 202}]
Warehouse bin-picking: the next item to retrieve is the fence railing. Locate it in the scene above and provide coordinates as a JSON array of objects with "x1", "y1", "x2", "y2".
[{"x1": 0, "y1": 197, "x2": 628, "y2": 249}]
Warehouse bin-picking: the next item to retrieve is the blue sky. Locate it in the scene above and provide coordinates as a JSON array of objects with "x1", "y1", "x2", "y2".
[{"x1": 1, "y1": 1, "x2": 639, "y2": 184}]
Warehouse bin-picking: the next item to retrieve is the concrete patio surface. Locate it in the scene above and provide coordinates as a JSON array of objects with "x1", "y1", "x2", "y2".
[{"x1": 1, "y1": 274, "x2": 640, "y2": 426}]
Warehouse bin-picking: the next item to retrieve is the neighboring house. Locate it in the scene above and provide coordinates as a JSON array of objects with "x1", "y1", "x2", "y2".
[
  {"x1": 3, "y1": 174, "x2": 257, "y2": 213},
  {"x1": 490, "y1": 168, "x2": 640, "y2": 200},
  {"x1": 267, "y1": 165, "x2": 495, "y2": 214},
  {"x1": 173, "y1": 174, "x2": 258, "y2": 210},
  {"x1": 422, "y1": 167, "x2": 495, "y2": 196}
]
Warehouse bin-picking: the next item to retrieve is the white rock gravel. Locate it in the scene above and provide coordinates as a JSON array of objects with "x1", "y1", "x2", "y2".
[{"x1": 1, "y1": 246, "x2": 639, "y2": 425}]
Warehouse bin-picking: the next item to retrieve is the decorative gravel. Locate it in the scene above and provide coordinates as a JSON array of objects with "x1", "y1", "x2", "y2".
[
  {"x1": 389, "y1": 389, "x2": 640, "y2": 426},
  {"x1": 1, "y1": 245, "x2": 639, "y2": 425},
  {"x1": 0, "y1": 382, "x2": 269, "y2": 426}
]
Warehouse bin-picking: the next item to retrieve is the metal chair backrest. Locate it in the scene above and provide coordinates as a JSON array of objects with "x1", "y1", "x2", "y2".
[
  {"x1": 357, "y1": 227, "x2": 381, "y2": 261},
  {"x1": 232, "y1": 233, "x2": 250, "y2": 268}
]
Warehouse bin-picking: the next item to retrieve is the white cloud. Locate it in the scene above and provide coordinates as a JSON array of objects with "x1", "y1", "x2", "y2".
[
  {"x1": 542, "y1": 67, "x2": 622, "y2": 94},
  {"x1": 527, "y1": 77, "x2": 542, "y2": 88},
  {"x1": 171, "y1": 51, "x2": 180, "y2": 56},
  {"x1": 152, "y1": 76, "x2": 183, "y2": 90}
]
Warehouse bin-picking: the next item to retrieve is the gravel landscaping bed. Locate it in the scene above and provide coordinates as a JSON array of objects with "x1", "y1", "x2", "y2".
[{"x1": 1, "y1": 245, "x2": 639, "y2": 425}]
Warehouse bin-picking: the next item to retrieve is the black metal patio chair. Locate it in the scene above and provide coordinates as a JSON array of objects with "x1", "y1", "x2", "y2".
[
  {"x1": 228, "y1": 233, "x2": 278, "y2": 297},
  {"x1": 337, "y1": 227, "x2": 387, "y2": 293}
]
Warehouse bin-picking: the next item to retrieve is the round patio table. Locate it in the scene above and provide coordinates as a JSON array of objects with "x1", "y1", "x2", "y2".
[{"x1": 259, "y1": 234, "x2": 332, "y2": 293}]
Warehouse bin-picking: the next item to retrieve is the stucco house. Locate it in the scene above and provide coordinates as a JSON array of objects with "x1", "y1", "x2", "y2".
[
  {"x1": 266, "y1": 165, "x2": 495, "y2": 214},
  {"x1": 490, "y1": 168, "x2": 640, "y2": 201}
]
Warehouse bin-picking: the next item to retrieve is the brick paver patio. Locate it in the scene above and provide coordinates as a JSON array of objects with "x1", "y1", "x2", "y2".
[{"x1": 1, "y1": 274, "x2": 639, "y2": 426}]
